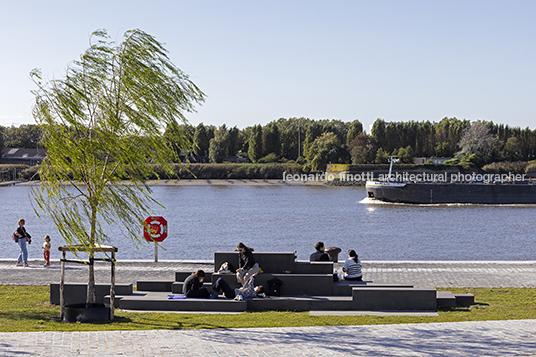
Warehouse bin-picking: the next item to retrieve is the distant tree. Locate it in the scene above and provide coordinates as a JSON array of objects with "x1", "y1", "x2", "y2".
[
  {"x1": 503, "y1": 137, "x2": 522, "y2": 161},
  {"x1": 227, "y1": 126, "x2": 240, "y2": 156},
  {"x1": 192, "y1": 123, "x2": 209, "y2": 157},
  {"x1": 209, "y1": 125, "x2": 229, "y2": 163},
  {"x1": 457, "y1": 121, "x2": 502, "y2": 165},
  {"x1": 371, "y1": 119, "x2": 386, "y2": 150},
  {"x1": 305, "y1": 132, "x2": 340, "y2": 172},
  {"x1": 248, "y1": 124, "x2": 263, "y2": 162},
  {"x1": 0, "y1": 126, "x2": 4, "y2": 156},
  {"x1": 346, "y1": 120, "x2": 363, "y2": 146},
  {"x1": 396, "y1": 146, "x2": 415, "y2": 164},
  {"x1": 375, "y1": 147, "x2": 389, "y2": 164},
  {"x1": 263, "y1": 122, "x2": 281, "y2": 157},
  {"x1": 303, "y1": 121, "x2": 323, "y2": 158},
  {"x1": 30, "y1": 29, "x2": 205, "y2": 305},
  {"x1": 3, "y1": 124, "x2": 42, "y2": 148},
  {"x1": 348, "y1": 134, "x2": 376, "y2": 164},
  {"x1": 435, "y1": 141, "x2": 451, "y2": 157},
  {"x1": 163, "y1": 123, "x2": 191, "y2": 162}
]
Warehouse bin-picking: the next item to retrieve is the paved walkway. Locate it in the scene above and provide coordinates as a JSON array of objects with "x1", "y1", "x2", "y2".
[
  {"x1": 1, "y1": 260, "x2": 535, "y2": 356},
  {"x1": 1, "y1": 259, "x2": 535, "y2": 288},
  {"x1": 1, "y1": 320, "x2": 535, "y2": 356}
]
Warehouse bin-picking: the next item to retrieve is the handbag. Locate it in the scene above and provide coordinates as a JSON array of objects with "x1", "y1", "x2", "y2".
[{"x1": 12, "y1": 231, "x2": 19, "y2": 243}]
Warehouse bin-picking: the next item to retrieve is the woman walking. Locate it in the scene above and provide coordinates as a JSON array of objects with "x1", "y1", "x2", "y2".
[{"x1": 15, "y1": 218, "x2": 31, "y2": 267}]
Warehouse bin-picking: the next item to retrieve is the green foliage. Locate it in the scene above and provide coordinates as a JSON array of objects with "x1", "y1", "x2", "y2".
[
  {"x1": 395, "y1": 146, "x2": 415, "y2": 164},
  {"x1": 435, "y1": 141, "x2": 451, "y2": 157},
  {"x1": 348, "y1": 134, "x2": 376, "y2": 164},
  {"x1": 305, "y1": 132, "x2": 341, "y2": 172},
  {"x1": 192, "y1": 123, "x2": 209, "y2": 157},
  {"x1": 526, "y1": 162, "x2": 536, "y2": 173},
  {"x1": 481, "y1": 161, "x2": 530, "y2": 174},
  {"x1": 443, "y1": 158, "x2": 460, "y2": 166},
  {"x1": 209, "y1": 125, "x2": 229, "y2": 163},
  {"x1": 248, "y1": 124, "x2": 263, "y2": 162},
  {"x1": 375, "y1": 148, "x2": 389, "y2": 164},
  {"x1": 346, "y1": 120, "x2": 363, "y2": 146},
  {"x1": 30, "y1": 29, "x2": 205, "y2": 303},
  {"x1": 2, "y1": 124, "x2": 43, "y2": 148},
  {"x1": 0, "y1": 126, "x2": 4, "y2": 155},
  {"x1": 258, "y1": 153, "x2": 279, "y2": 163},
  {"x1": 262, "y1": 122, "x2": 281, "y2": 156}
]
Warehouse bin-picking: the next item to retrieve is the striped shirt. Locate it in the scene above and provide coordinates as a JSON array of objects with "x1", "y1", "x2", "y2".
[{"x1": 342, "y1": 258, "x2": 362, "y2": 278}]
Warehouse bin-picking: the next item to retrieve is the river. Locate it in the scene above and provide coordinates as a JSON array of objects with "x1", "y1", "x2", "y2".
[{"x1": 1, "y1": 184, "x2": 535, "y2": 261}]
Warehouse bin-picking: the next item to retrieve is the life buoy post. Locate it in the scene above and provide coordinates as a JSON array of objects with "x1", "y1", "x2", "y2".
[{"x1": 143, "y1": 216, "x2": 168, "y2": 262}]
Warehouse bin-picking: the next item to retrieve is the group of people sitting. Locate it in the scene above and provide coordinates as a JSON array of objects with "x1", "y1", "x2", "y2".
[
  {"x1": 182, "y1": 241, "x2": 363, "y2": 300},
  {"x1": 309, "y1": 241, "x2": 363, "y2": 281},
  {"x1": 182, "y1": 242, "x2": 265, "y2": 300}
]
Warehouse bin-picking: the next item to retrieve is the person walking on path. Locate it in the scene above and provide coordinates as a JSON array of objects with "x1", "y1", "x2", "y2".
[
  {"x1": 236, "y1": 242, "x2": 260, "y2": 286},
  {"x1": 341, "y1": 249, "x2": 363, "y2": 281},
  {"x1": 42, "y1": 235, "x2": 51, "y2": 267},
  {"x1": 15, "y1": 218, "x2": 31, "y2": 267}
]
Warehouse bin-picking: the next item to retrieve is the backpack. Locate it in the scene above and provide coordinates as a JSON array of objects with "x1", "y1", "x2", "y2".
[{"x1": 266, "y1": 277, "x2": 283, "y2": 296}]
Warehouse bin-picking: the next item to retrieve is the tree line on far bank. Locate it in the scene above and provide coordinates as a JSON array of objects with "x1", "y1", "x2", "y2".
[{"x1": 2, "y1": 117, "x2": 536, "y2": 172}]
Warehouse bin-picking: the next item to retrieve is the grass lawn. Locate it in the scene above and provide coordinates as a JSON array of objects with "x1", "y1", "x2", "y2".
[{"x1": 1, "y1": 286, "x2": 535, "y2": 332}]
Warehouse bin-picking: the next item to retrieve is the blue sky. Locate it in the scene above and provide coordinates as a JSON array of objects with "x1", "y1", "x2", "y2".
[{"x1": 1, "y1": 0, "x2": 535, "y2": 131}]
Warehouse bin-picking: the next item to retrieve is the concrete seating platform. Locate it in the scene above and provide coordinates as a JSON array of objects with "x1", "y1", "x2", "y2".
[
  {"x1": 50, "y1": 283, "x2": 133, "y2": 305},
  {"x1": 54, "y1": 252, "x2": 475, "y2": 313}
]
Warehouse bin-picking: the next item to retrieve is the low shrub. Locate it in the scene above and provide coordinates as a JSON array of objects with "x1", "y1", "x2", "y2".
[{"x1": 482, "y1": 161, "x2": 529, "y2": 174}]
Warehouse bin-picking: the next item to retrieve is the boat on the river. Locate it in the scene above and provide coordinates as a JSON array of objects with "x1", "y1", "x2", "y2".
[{"x1": 365, "y1": 157, "x2": 536, "y2": 204}]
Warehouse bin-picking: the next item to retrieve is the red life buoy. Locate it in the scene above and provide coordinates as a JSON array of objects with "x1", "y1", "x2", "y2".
[{"x1": 143, "y1": 216, "x2": 168, "y2": 242}]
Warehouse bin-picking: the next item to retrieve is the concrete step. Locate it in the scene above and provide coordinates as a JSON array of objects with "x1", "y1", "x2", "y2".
[
  {"x1": 248, "y1": 295, "x2": 353, "y2": 312},
  {"x1": 212, "y1": 272, "x2": 334, "y2": 296},
  {"x1": 136, "y1": 280, "x2": 173, "y2": 292},
  {"x1": 436, "y1": 291, "x2": 457, "y2": 308},
  {"x1": 352, "y1": 287, "x2": 437, "y2": 311},
  {"x1": 292, "y1": 261, "x2": 334, "y2": 274},
  {"x1": 214, "y1": 251, "x2": 295, "y2": 273},
  {"x1": 454, "y1": 293, "x2": 475, "y2": 306},
  {"x1": 171, "y1": 281, "x2": 213, "y2": 294},
  {"x1": 175, "y1": 271, "x2": 213, "y2": 282},
  {"x1": 50, "y1": 283, "x2": 133, "y2": 305},
  {"x1": 332, "y1": 282, "x2": 413, "y2": 296},
  {"x1": 116, "y1": 291, "x2": 247, "y2": 312}
]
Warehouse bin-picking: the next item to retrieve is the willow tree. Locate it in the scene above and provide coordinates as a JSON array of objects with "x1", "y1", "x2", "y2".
[{"x1": 31, "y1": 29, "x2": 205, "y2": 303}]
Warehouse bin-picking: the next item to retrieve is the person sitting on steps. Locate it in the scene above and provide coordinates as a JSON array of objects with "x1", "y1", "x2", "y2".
[
  {"x1": 309, "y1": 241, "x2": 330, "y2": 261},
  {"x1": 211, "y1": 275, "x2": 264, "y2": 300},
  {"x1": 183, "y1": 270, "x2": 210, "y2": 298},
  {"x1": 235, "y1": 242, "x2": 260, "y2": 286},
  {"x1": 341, "y1": 249, "x2": 363, "y2": 281}
]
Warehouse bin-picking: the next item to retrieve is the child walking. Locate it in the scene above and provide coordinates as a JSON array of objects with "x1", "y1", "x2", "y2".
[{"x1": 42, "y1": 235, "x2": 51, "y2": 267}]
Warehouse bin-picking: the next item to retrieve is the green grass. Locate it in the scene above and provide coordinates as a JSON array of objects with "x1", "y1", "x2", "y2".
[{"x1": 1, "y1": 286, "x2": 535, "y2": 332}]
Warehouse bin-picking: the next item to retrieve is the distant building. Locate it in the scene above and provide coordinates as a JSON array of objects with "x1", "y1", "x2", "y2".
[
  {"x1": 413, "y1": 157, "x2": 458, "y2": 165},
  {"x1": 1, "y1": 147, "x2": 47, "y2": 166}
]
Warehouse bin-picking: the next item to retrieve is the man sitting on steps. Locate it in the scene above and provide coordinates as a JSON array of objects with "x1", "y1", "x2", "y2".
[{"x1": 309, "y1": 241, "x2": 330, "y2": 261}]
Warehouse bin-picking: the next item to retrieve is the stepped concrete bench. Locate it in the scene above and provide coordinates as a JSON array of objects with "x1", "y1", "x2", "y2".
[{"x1": 50, "y1": 283, "x2": 133, "y2": 305}]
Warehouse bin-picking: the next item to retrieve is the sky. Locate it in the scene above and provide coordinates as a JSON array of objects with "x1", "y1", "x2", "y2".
[{"x1": 1, "y1": 0, "x2": 535, "y2": 132}]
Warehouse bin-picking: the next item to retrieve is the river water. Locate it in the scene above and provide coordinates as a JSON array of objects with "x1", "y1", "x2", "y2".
[{"x1": 1, "y1": 184, "x2": 535, "y2": 261}]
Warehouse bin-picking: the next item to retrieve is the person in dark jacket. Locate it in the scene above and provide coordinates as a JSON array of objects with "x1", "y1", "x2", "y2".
[
  {"x1": 309, "y1": 241, "x2": 330, "y2": 262},
  {"x1": 236, "y1": 242, "x2": 260, "y2": 286},
  {"x1": 15, "y1": 218, "x2": 31, "y2": 267},
  {"x1": 182, "y1": 270, "x2": 210, "y2": 298}
]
